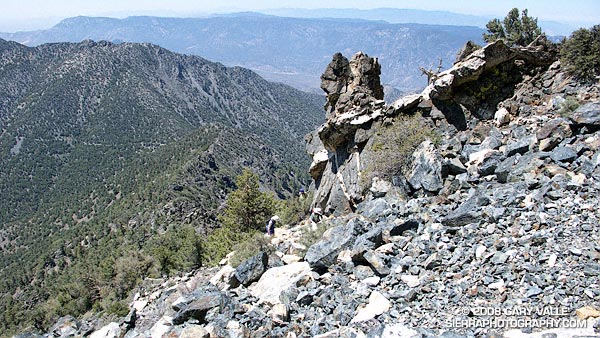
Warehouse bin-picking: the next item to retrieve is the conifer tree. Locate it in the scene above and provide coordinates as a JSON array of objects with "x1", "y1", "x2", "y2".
[
  {"x1": 483, "y1": 8, "x2": 543, "y2": 46},
  {"x1": 219, "y1": 168, "x2": 274, "y2": 233}
]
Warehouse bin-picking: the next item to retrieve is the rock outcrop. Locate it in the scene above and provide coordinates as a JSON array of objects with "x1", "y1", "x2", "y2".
[
  {"x1": 308, "y1": 36, "x2": 561, "y2": 214},
  {"x1": 27, "y1": 37, "x2": 600, "y2": 338}
]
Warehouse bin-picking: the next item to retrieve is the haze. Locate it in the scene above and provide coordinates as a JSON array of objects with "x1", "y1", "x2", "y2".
[{"x1": 1, "y1": 0, "x2": 598, "y2": 32}]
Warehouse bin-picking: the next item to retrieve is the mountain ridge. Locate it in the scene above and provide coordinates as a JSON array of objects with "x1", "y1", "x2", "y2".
[
  {"x1": 0, "y1": 37, "x2": 323, "y2": 334},
  {"x1": 0, "y1": 15, "x2": 485, "y2": 93}
]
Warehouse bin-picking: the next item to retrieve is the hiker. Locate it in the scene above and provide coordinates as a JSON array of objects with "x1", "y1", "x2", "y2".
[
  {"x1": 298, "y1": 188, "x2": 307, "y2": 200},
  {"x1": 266, "y1": 215, "x2": 279, "y2": 236},
  {"x1": 310, "y1": 207, "x2": 323, "y2": 224}
]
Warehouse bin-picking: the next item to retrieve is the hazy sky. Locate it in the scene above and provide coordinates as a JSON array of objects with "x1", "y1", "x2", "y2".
[{"x1": 1, "y1": 0, "x2": 598, "y2": 31}]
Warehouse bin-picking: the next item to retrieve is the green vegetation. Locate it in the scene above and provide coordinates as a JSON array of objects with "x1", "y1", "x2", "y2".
[
  {"x1": 201, "y1": 169, "x2": 276, "y2": 266},
  {"x1": 368, "y1": 113, "x2": 440, "y2": 182},
  {"x1": 558, "y1": 96, "x2": 581, "y2": 117},
  {"x1": 483, "y1": 8, "x2": 543, "y2": 46},
  {"x1": 228, "y1": 233, "x2": 272, "y2": 268},
  {"x1": 560, "y1": 25, "x2": 600, "y2": 82},
  {"x1": 218, "y1": 169, "x2": 276, "y2": 233},
  {"x1": 298, "y1": 222, "x2": 329, "y2": 257},
  {"x1": 0, "y1": 40, "x2": 323, "y2": 336}
]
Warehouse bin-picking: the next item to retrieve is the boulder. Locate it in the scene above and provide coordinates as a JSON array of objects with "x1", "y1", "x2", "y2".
[
  {"x1": 172, "y1": 288, "x2": 223, "y2": 325},
  {"x1": 50, "y1": 316, "x2": 80, "y2": 338},
  {"x1": 571, "y1": 101, "x2": 600, "y2": 126},
  {"x1": 444, "y1": 157, "x2": 467, "y2": 175},
  {"x1": 536, "y1": 118, "x2": 572, "y2": 151},
  {"x1": 477, "y1": 151, "x2": 506, "y2": 176},
  {"x1": 249, "y1": 262, "x2": 312, "y2": 305},
  {"x1": 90, "y1": 323, "x2": 121, "y2": 338},
  {"x1": 271, "y1": 303, "x2": 290, "y2": 324},
  {"x1": 210, "y1": 265, "x2": 239, "y2": 291},
  {"x1": 369, "y1": 177, "x2": 392, "y2": 198},
  {"x1": 408, "y1": 140, "x2": 444, "y2": 192},
  {"x1": 362, "y1": 250, "x2": 390, "y2": 276},
  {"x1": 179, "y1": 325, "x2": 210, "y2": 338},
  {"x1": 505, "y1": 135, "x2": 535, "y2": 157},
  {"x1": 495, "y1": 156, "x2": 517, "y2": 183},
  {"x1": 494, "y1": 107, "x2": 511, "y2": 126},
  {"x1": 550, "y1": 146, "x2": 578, "y2": 163},
  {"x1": 234, "y1": 251, "x2": 268, "y2": 287},
  {"x1": 350, "y1": 290, "x2": 391, "y2": 323},
  {"x1": 351, "y1": 226, "x2": 383, "y2": 261},
  {"x1": 442, "y1": 189, "x2": 489, "y2": 226},
  {"x1": 305, "y1": 218, "x2": 360, "y2": 269}
]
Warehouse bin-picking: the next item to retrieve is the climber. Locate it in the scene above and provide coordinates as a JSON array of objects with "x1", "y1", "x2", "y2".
[
  {"x1": 298, "y1": 188, "x2": 307, "y2": 200},
  {"x1": 266, "y1": 215, "x2": 279, "y2": 236},
  {"x1": 310, "y1": 207, "x2": 323, "y2": 224}
]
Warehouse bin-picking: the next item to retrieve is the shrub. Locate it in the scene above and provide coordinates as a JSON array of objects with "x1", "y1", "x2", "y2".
[
  {"x1": 558, "y1": 96, "x2": 581, "y2": 117},
  {"x1": 298, "y1": 222, "x2": 329, "y2": 257},
  {"x1": 483, "y1": 8, "x2": 543, "y2": 46},
  {"x1": 368, "y1": 113, "x2": 440, "y2": 181},
  {"x1": 150, "y1": 225, "x2": 202, "y2": 275},
  {"x1": 560, "y1": 25, "x2": 600, "y2": 82},
  {"x1": 276, "y1": 191, "x2": 313, "y2": 227},
  {"x1": 229, "y1": 232, "x2": 272, "y2": 267}
]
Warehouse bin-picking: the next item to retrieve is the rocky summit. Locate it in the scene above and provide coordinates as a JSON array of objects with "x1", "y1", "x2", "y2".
[{"x1": 22, "y1": 37, "x2": 600, "y2": 337}]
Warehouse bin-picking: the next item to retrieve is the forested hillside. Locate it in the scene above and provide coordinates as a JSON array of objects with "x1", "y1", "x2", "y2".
[{"x1": 0, "y1": 38, "x2": 322, "y2": 333}]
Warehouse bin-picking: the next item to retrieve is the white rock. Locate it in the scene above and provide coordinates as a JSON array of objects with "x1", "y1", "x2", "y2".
[
  {"x1": 475, "y1": 245, "x2": 487, "y2": 259},
  {"x1": 90, "y1": 322, "x2": 120, "y2": 338},
  {"x1": 488, "y1": 280, "x2": 506, "y2": 293},
  {"x1": 132, "y1": 300, "x2": 148, "y2": 312},
  {"x1": 494, "y1": 107, "x2": 511, "y2": 126},
  {"x1": 150, "y1": 316, "x2": 172, "y2": 338},
  {"x1": 226, "y1": 320, "x2": 248, "y2": 337},
  {"x1": 281, "y1": 254, "x2": 302, "y2": 264},
  {"x1": 209, "y1": 264, "x2": 236, "y2": 291},
  {"x1": 548, "y1": 253, "x2": 558, "y2": 268},
  {"x1": 271, "y1": 303, "x2": 289, "y2": 323},
  {"x1": 314, "y1": 327, "x2": 366, "y2": 338},
  {"x1": 468, "y1": 149, "x2": 498, "y2": 166},
  {"x1": 351, "y1": 290, "x2": 391, "y2": 323},
  {"x1": 249, "y1": 262, "x2": 311, "y2": 305},
  {"x1": 362, "y1": 276, "x2": 381, "y2": 287},
  {"x1": 381, "y1": 324, "x2": 420, "y2": 338},
  {"x1": 376, "y1": 243, "x2": 395, "y2": 255},
  {"x1": 400, "y1": 274, "x2": 421, "y2": 288},
  {"x1": 180, "y1": 325, "x2": 209, "y2": 338},
  {"x1": 337, "y1": 249, "x2": 353, "y2": 263}
]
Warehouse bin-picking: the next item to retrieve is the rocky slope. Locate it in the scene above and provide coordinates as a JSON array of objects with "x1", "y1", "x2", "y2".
[
  {"x1": 0, "y1": 38, "x2": 323, "y2": 335},
  {"x1": 0, "y1": 15, "x2": 484, "y2": 93},
  {"x1": 20, "y1": 38, "x2": 600, "y2": 337}
]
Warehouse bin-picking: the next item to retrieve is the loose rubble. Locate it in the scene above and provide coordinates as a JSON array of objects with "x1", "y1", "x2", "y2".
[{"x1": 23, "y1": 39, "x2": 600, "y2": 338}]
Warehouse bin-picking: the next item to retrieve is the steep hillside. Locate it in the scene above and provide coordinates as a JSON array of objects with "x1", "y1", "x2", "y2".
[
  {"x1": 0, "y1": 38, "x2": 322, "y2": 334},
  {"x1": 0, "y1": 15, "x2": 484, "y2": 92},
  {"x1": 33, "y1": 37, "x2": 600, "y2": 338}
]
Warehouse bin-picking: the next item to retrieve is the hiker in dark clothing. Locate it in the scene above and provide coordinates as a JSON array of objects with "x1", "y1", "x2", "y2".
[{"x1": 266, "y1": 215, "x2": 279, "y2": 236}]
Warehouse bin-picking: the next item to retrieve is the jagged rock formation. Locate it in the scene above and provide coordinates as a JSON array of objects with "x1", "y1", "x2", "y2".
[
  {"x1": 21, "y1": 38, "x2": 600, "y2": 338},
  {"x1": 308, "y1": 37, "x2": 562, "y2": 214}
]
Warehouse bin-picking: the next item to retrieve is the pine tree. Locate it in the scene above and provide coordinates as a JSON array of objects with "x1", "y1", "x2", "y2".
[
  {"x1": 483, "y1": 8, "x2": 543, "y2": 46},
  {"x1": 560, "y1": 25, "x2": 600, "y2": 82},
  {"x1": 219, "y1": 168, "x2": 275, "y2": 233}
]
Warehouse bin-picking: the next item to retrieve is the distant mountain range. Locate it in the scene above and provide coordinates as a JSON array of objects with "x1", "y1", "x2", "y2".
[
  {"x1": 260, "y1": 8, "x2": 577, "y2": 36},
  {"x1": 0, "y1": 37, "x2": 322, "y2": 333},
  {"x1": 0, "y1": 14, "x2": 485, "y2": 93}
]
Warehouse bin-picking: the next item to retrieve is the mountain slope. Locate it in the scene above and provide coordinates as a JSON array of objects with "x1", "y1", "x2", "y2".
[
  {"x1": 261, "y1": 8, "x2": 576, "y2": 36},
  {"x1": 0, "y1": 38, "x2": 322, "y2": 334},
  {"x1": 0, "y1": 15, "x2": 484, "y2": 92}
]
